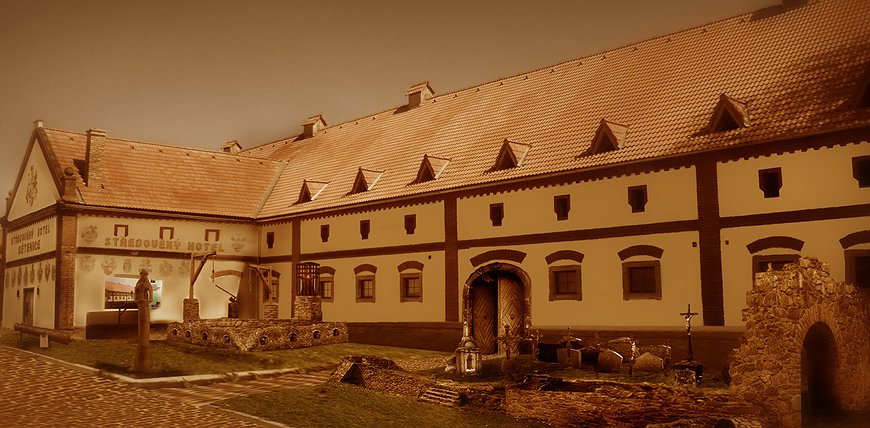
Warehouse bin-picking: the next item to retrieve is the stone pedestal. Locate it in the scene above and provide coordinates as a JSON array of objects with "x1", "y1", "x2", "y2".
[
  {"x1": 227, "y1": 301, "x2": 239, "y2": 319},
  {"x1": 264, "y1": 303, "x2": 279, "y2": 319},
  {"x1": 293, "y1": 296, "x2": 322, "y2": 322},
  {"x1": 183, "y1": 298, "x2": 200, "y2": 322}
]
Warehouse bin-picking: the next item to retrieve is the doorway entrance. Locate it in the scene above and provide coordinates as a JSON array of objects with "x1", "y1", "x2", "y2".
[
  {"x1": 22, "y1": 288, "x2": 34, "y2": 325},
  {"x1": 802, "y1": 321, "x2": 839, "y2": 422},
  {"x1": 465, "y1": 263, "x2": 529, "y2": 355}
]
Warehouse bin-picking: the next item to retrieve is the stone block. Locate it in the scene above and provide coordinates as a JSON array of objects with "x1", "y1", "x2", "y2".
[
  {"x1": 183, "y1": 298, "x2": 200, "y2": 322},
  {"x1": 557, "y1": 348, "x2": 581, "y2": 368},
  {"x1": 634, "y1": 352, "x2": 665, "y2": 373},
  {"x1": 598, "y1": 349, "x2": 623, "y2": 373},
  {"x1": 606, "y1": 337, "x2": 636, "y2": 362},
  {"x1": 638, "y1": 344, "x2": 671, "y2": 365},
  {"x1": 263, "y1": 303, "x2": 279, "y2": 319}
]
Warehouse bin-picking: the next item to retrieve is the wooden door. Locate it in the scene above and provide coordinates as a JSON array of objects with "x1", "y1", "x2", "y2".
[
  {"x1": 498, "y1": 274, "x2": 524, "y2": 355},
  {"x1": 237, "y1": 271, "x2": 258, "y2": 319},
  {"x1": 22, "y1": 288, "x2": 34, "y2": 325},
  {"x1": 472, "y1": 283, "x2": 497, "y2": 354}
]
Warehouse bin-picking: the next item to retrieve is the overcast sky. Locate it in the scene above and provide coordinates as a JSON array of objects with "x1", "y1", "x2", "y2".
[{"x1": 0, "y1": 0, "x2": 779, "y2": 201}]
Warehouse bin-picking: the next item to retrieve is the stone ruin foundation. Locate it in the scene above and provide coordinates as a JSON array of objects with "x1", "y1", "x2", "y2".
[{"x1": 729, "y1": 257, "x2": 870, "y2": 427}]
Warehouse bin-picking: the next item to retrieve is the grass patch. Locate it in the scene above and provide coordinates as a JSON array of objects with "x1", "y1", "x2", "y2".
[
  {"x1": 0, "y1": 333, "x2": 447, "y2": 378},
  {"x1": 218, "y1": 383, "x2": 549, "y2": 428}
]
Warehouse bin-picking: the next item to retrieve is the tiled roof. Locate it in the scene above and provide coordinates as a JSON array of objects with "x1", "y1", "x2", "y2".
[
  {"x1": 40, "y1": 128, "x2": 284, "y2": 218},
  {"x1": 589, "y1": 119, "x2": 629, "y2": 154},
  {"x1": 245, "y1": 0, "x2": 870, "y2": 219},
  {"x1": 709, "y1": 94, "x2": 750, "y2": 132}
]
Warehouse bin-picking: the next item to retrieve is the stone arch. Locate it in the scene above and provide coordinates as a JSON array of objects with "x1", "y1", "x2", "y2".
[
  {"x1": 469, "y1": 249, "x2": 526, "y2": 267},
  {"x1": 746, "y1": 236, "x2": 804, "y2": 254},
  {"x1": 802, "y1": 322, "x2": 839, "y2": 414},
  {"x1": 397, "y1": 261, "x2": 424, "y2": 272},
  {"x1": 617, "y1": 244, "x2": 664, "y2": 260},
  {"x1": 839, "y1": 230, "x2": 870, "y2": 249},
  {"x1": 353, "y1": 264, "x2": 377, "y2": 274},
  {"x1": 729, "y1": 257, "x2": 869, "y2": 427},
  {"x1": 545, "y1": 250, "x2": 585, "y2": 265},
  {"x1": 462, "y1": 262, "x2": 532, "y2": 355}
]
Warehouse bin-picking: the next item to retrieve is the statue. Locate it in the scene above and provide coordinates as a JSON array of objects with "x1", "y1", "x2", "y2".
[{"x1": 133, "y1": 270, "x2": 153, "y2": 371}]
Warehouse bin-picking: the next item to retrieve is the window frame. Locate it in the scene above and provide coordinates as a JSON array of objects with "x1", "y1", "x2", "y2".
[
  {"x1": 320, "y1": 276, "x2": 334, "y2": 302},
  {"x1": 262, "y1": 274, "x2": 280, "y2": 303},
  {"x1": 548, "y1": 265, "x2": 582, "y2": 301},
  {"x1": 266, "y1": 231, "x2": 275, "y2": 249},
  {"x1": 490, "y1": 203, "x2": 504, "y2": 227},
  {"x1": 360, "y1": 220, "x2": 370, "y2": 240},
  {"x1": 751, "y1": 253, "x2": 800, "y2": 280},
  {"x1": 628, "y1": 185, "x2": 648, "y2": 213},
  {"x1": 321, "y1": 224, "x2": 330, "y2": 242},
  {"x1": 852, "y1": 156, "x2": 870, "y2": 188},
  {"x1": 355, "y1": 275, "x2": 376, "y2": 303},
  {"x1": 845, "y1": 249, "x2": 870, "y2": 291},
  {"x1": 758, "y1": 167, "x2": 782, "y2": 198},
  {"x1": 554, "y1": 195, "x2": 570, "y2": 221},
  {"x1": 621, "y1": 260, "x2": 662, "y2": 300},
  {"x1": 399, "y1": 272, "x2": 423, "y2": 303},
  {"x1": 404, "y1": 214, "x2": 417, "y2": 235}
]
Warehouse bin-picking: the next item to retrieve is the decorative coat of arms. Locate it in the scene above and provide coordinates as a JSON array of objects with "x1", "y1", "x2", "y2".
[
  {"x1": 25, "y1": 165, "x2": 37, "y2": 207},
  {"x1": 123, "y1": 259, "x2": 132, "y2": 273},
  {"x1": 80, "y1": 255, "x2": 96, "y2": 273},
  {"x1": 81, "y1": 226, "x2": 98, "y2": 245},
  {"x1": 30, "y1": 265, "x2": 35, "y2": 284},
  {"x1": 37, "y1": 263, "x2": 44, "y2": 282},
  {"x1": 179, "y1": 260, "x2": 190, "y2": 276},
  {"x1": 50, "y1": 263, "x2": 56, "y2": 281},
  {"x1": 16, "y1": 268, "x2": 22, "y2": 286},
  {"x1": 231, "y1": 233, "x2": 246, "y2": 252},
  {"x1": 101, "y1": 257, "x2": 116, "y2": 275},
  {"x1": 139, "y1": 259, "x2": 153, "y2": 274},
  {"x1": 159, "y1": 260, "x2": 173, "y2": 277}
]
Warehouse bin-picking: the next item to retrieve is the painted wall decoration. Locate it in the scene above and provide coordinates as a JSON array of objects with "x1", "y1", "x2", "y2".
[
  {"x1": 104, "y1": 275, "x2": 162, "y2": 309},
  {"x1": 37, "y1": 263, "x2": 43, "y2": 282},
  {"x1": 101, "y1": 257, "x2": 116, "y2": 275},
  {"x1": 139, "y1": 259, "x2": 153, "y2": 274},
  {"x1": 16, "y1": 268, "x2": 21, "y2": 286},
  {"x1": 80, "y1": 225, "x2": 98, "y2": 245},
  {"x1": 6, "y1": 216, "x2": 57, "y2": 263},
  {"x1": 231, "y1": 233, "x2": 246, "y2": 252},
  {"x1": 50, "y1": 263, "x2": 55, "y2": 281},
  {"x1": 80, "y1": 255, "x2": 96, "y2": 273},
  {"x1": 179, "y1": 260, "x2": 190, "y2": 276},
  {"x1": 25, "y1": 165, "x2": 37, "y2": 207},
  {"x1": 159, "y1": 260, "x2": 173, "y2": 277},
  {"x1": 123, "y1": 259, "x2": 132, "y2": 273}
]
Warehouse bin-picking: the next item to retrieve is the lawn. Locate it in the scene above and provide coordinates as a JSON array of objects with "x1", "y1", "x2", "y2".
[
  {"x1": 218, "y1": 383, "x2": 550, "y2": 428},
  {"x1": 0, "y1": 331, "x2": 448, "y2": 378}
]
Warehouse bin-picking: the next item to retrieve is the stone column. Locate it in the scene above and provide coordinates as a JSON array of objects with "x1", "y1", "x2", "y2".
[
  {"x1": 293, "y1": 296, "x2": 322, "y2": 322},
  {"x1": 183, "y1": 298, "x2": 200, "y2": 322},
  {"x1": 264, "y1": 303, "x2": 279, "y2": 319}
]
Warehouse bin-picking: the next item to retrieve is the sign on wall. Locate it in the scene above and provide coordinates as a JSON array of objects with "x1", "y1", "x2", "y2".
[
  {"x1": 104, "y1": 276, "x2": 162, "y2": 309},
  {"x1": 6, "y1": 216, "x2": 57, "y2": 263}
]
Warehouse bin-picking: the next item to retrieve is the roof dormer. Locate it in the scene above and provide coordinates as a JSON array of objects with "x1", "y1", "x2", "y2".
[
  {"x1": 491, "y1": 139, "x2": 531, "y2": 171},
  {"x1": 709, "y1": 94, "x2": 749, "y2": 132},
  {"x1": 221, "y1": 140, "x2": 242, "y2": 154},
  {"x1": 302, "y1": 114, "x2": 327, "y2": 139},
  {"x1": 411, "y1": 154, "x2": 450, "y2": 184},
  {"x1": 589, "y1": 119, "x2": 628, "y2": 154},
  {"x1": 297, "y1": 179, "x2": 329, "y2": 204},
  {"x1": 349, "y1": 168, "x2": 385, "y2": 194},
  {"x1": 407, "y1": 82, "x2": 435, "y2": 109}
]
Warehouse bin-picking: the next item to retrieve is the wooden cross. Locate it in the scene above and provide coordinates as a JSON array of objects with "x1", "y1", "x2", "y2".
[
  {"x1": 680, "y1": 304, "x2": 698, "y2": 361},
  {"x1": 497, "y1": 324, "x2": 523, "y2": 360}
]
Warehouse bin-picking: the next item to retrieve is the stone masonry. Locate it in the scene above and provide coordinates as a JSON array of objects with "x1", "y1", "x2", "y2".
[
  {"x1": 729, "y1": 257, "x2": 870, "y2": 428},
  {"x1": 167, "y1": 318, "x2": 347, "y2": 351}
]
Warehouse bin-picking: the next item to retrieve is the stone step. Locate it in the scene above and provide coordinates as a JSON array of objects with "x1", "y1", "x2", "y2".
[{"x1": 419, "y1": 385, "x2": 460, "y2": 407}]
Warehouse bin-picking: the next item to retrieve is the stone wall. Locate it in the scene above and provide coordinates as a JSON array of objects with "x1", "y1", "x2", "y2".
[
  {"x1": 330, "y1": 355, "x2": 433, "y2": 397},
  {"x1": 166, "y1": 318, "x2": 347, "y2": 351},
  {"x1": 729, "y1": 257, "x2": 870, "y2": 428}
]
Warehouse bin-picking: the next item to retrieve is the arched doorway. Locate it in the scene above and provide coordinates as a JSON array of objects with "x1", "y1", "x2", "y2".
[
  {"x1": 802, "y1": 322, "x2": 839, "y2": 421},
  {"x1": 464, "y1": 263, "x2": 531, "y2": 355}
]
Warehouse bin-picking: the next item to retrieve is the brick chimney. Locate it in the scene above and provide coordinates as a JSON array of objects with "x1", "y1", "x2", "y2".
[
  {"x1": 302, "y1": 115, "x2": 326, "y2": 139},
  {"x1": 84, "y1": 128, "x2": 107, "y2": 187},
  {"x1": 406, "y1": 82, "x2": 434, "y2": 109}
]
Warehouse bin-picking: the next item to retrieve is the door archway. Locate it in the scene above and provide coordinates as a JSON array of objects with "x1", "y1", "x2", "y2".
[
  {"x1": 802, "y1": 322, "x2": 839, "y2": 419},
  {"x1": 463, "y1": 262, "x2": 531, "y2": 355}
]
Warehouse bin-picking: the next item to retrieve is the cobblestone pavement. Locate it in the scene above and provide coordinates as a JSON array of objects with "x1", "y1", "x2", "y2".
[
  {"x1": 0, "y1": 346, "x2": 294, "y2": 427},
  {"x1": 154, "y1": 371, "x2": 331, "y2": 407}
]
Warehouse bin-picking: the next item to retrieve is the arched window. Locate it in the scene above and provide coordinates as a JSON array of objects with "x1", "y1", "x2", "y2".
[{"x1": 618, "y1": 245, "x2": 664, "y2": 300}]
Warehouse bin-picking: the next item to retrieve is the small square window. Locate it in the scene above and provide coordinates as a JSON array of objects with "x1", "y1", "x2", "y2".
[
  {"x1": 321, "y1": 225, "x2": 330, "y2": 243},
  {"x1": 622, "y1": 260, "x2": 662, "y2": 300},
  {"x1": 205, "y1": 229, "x2": 221, "y2": 242},
  {"x1": 159, "y1": 226, "x2": 174, "y2": 240},
  {"x1": 400, "y1": 274, "x2": 422, "y2": 302},
  {"x1": 114, "y1": 224, "x2": 129, "y2": 237},
  {"x1": 490, "y1": 203, "x2": 504, "y2": 227},
  {"x1": 266, "y1": 232, "x2": 275, "y2": 249},
  {"x1": 758, "y1": 168, "x2": 782, "y2": 198},
  {"x1": 554, "y1": 195, "x2": 570, "y2": 221},
  {"x1": 404, "y1": 214, "x2": 416, "y2": 235},
  {"x1": 549, "y1": 266, "x2": 581, "y2": 301},
  {"x1": 356, "y1": 276, "x2": 375, "y2": 302},
  {"x1": 320, "y1": 278, "x2": 334, "y2": 301},
  {"x1": 853, "y1": 156, "x2": 870, "y2": 188},
  {"x1": 360, "y1": 220, "x2": 370, "y2": 240},
  {"x1": 628, "y1": 185, "x2": 647, "y2": 213}
]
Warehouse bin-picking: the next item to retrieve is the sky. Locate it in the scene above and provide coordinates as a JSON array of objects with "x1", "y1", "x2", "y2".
[{"x1": 0, "y1": 0, "x2": 779, "y2": 201}]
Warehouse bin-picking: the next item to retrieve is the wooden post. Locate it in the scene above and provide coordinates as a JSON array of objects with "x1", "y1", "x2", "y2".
[{"x1": 134, "y1": 270, "x2": 153, "y2": 371}]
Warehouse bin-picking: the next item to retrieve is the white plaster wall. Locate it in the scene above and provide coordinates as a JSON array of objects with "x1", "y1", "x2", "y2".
[
  {"x1": 5, "y1": 216, "x2": 57, "y2": 263},
  {"x1": 718, "y1": 142, "x2": 869, "y2": 217},
  {"x1": 1, "y1": 260, "x2": 55, "y2": 329},
  {"x1": 457, "y1": 167, "x2": 698, "y2": 241},
  {"x1": 314, "y1": 252, "x2": 445, "y2": 323},
  {"x1": 457, "y1": 231, "x2": 702, "y2": 327},
  {"x1": 720, "y1": 216, "x2": 870, "y2": 326},
  {"x1": 8, "y1": 141, "x2": 60, "y2": 222},
  {"x1": 258, "y1": 222, "x2": 293, "y2": 257}
]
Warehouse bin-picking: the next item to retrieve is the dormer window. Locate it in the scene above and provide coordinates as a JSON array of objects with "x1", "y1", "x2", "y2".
[
  {"x1": 588, "y1": 119, "x2": 628, "y2": 155},
  {"x1": 491, "y1": 139, "x2": 531, "y2": 171},
  {"x1": 349, "y1": 168, "x2": 385, "y2": 194},
  {"x1": 709, "y1": 94, "x2": 749, "y2": 132},
  {"x1": 411, "y1": 154, "x2": 450, "y2": 185},
  {"x1": 297, "y1": 180, "x2": 329, "y2": 204}
]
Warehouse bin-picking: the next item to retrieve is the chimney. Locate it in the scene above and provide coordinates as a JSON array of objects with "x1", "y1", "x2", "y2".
[
  {"x1": 84, "y1": 128, "x2": 107, "y2": 187},
  {"x1": 406, "y1": 82, "x2": 435, "y2": 109},
  {"x1": 302, "y1": 115, "x2": 326, "y2": 139},
  {"x1": 221, "y1": 140, "x2": 242, "y2": 154},
  {"x1": 61, "y1": 167, "x2": 77, "y2": 202}
]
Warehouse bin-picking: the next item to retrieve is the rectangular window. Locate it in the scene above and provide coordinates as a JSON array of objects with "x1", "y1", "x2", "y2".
[
  {"x1": 114, "y1": 224, "x2": 129, "y2": 237},
  {"x1": 554, "y1": 195, "x2": 570, "y2": 221},
  {"x1": 320, "y1": 278, "x2": 334, "y2": 301},
  {"x1": 266, "y1": 232, "x2": 275, "y2": 249},
  {"x1": 205, "y1": 229, "x2": 221, "y2": 242},
  {"x1": 360, "y1": 220, "x2": 370, "y2": 240},
  {"x1": 628, "y1": 185, "x2": 647, "y2": 213},
  {"x1": 356, "y1": 276, "x2": 375, "y2": 302},
  {"x1": 845, "y1": 251, "x2": 870, "y2": 290},
  {"x1": 622, "y1": 261, "x2": 662, "y2": 300},
  {"x1": 853, "y1": 156, "x2": 870, "y2": 187},
  {"x1": 752, "y1": 254, "x2": 800, "y2": 278},
  {"x1": 758, "y1": 168, "x2": 782, "y2": 198},
  {"x1": 400, "y1": 274, "x2": 422, "y2": 302},
  {"x1": 321, "y1": 225, "x2": 330, "y2": 243},
  {"x1": 159, "y1": 226, "x2": 174, "y2": 240},
  {"x1": 404, "y1": 214, "x2": 416, "y2": 235},
  {"x1": 263, "y1": 277, "x2": 279, "y2": 302},
  {"x1": 490, "y1": 203, "x2": 504, "y2": 227},
  {"x1": 549, "y1": 266, "x2": 582, "y2": 301}
]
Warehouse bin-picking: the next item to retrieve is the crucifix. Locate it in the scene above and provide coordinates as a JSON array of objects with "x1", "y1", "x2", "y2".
[
  {"x1": 680, "y1": 304, "x2": 698, "y2": 361},
  {"x1": 497, "y1": 323, "x2": 523, "y2": 360}
]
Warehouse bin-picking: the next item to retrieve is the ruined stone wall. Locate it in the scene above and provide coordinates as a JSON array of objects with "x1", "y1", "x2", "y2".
[
  {"x1": 166, "y1": 319, "x2": 347, "y2": 351},
  {"x1": 729, "y1": 257, "x2": 870, "y2": 428}
]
